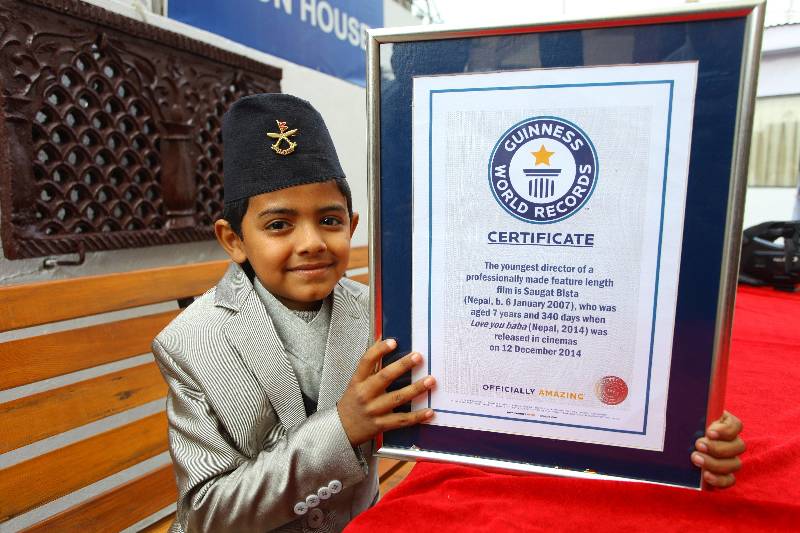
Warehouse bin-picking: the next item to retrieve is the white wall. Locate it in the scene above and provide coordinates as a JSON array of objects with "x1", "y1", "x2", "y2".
[
  {"x1": 0, "y1": 0, "x2": 420, "y2": 285},
  {"x1": 757, "y1": 52, "x2": 800, "y2": 98},
  {"x1": 743, "y1": 187, "x2": 798, "y2": 228},
  {"x1": 757, "y1": 24, "x2": 800, "y2": 97}
]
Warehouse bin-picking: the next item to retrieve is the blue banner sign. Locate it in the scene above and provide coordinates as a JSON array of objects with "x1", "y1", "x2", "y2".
[{"x1": 168, "y1": 0, "x2": 383, "y2": 86}]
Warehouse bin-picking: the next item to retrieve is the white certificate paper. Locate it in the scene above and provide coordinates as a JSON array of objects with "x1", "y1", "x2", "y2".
[{"x1": 410, "y1": 63, "x2": 697, "y2": 451}]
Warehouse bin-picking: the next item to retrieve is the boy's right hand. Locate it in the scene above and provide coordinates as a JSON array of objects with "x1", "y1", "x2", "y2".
[{"x1": 338, "y1": 339, "x2": 435, "y2": 446}]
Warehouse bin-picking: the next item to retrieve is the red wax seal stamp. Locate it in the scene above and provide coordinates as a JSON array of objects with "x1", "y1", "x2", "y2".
[{"x1": 595, "y1": 376, "x2": 628, "y2": 405}]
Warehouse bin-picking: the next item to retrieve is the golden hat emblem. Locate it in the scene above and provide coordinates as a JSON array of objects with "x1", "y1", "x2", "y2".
[{"x1": 267, "y1": 120, "x2": 298, "y2": 155}]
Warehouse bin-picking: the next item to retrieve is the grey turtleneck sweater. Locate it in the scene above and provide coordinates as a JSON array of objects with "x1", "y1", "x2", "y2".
[{"x1": 253, "y1": 277, "x2": 332, "y2": 412}]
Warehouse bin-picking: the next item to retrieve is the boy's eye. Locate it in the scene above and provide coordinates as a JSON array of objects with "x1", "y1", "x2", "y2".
[
  {"x1": 266, "y1": 220, "x2": 290, "y2": 231},
  {"x1": 321, "y1": 216, "x2": 343, "y2": 226}
]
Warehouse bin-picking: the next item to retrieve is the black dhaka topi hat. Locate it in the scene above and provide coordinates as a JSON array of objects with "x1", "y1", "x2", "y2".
[{"x1": 222, "y1": 93, "x2": 345, "y2": 204}]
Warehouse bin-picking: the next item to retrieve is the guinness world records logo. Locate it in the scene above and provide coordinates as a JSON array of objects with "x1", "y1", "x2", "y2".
[{"x1": 488, "y1": 116, "x2": 598, "y2": 224}]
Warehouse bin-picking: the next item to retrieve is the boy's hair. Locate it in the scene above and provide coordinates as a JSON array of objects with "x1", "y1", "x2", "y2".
[{"x1": 221, "y1": 178, "x2": 353, "y2": 238}]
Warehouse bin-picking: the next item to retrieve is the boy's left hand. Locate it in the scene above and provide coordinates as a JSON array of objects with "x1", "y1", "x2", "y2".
[{"x1": 691, "y1": 410, "x2": 745, "y2": 488}]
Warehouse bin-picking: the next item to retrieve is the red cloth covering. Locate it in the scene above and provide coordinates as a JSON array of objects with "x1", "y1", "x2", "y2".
[{"x1": 346, "y1": 286, "x2": 800, "y2": 532}]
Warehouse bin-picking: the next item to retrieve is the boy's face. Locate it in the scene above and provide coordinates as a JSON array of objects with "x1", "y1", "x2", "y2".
[{"x1": 217, "y1": 181, "x2": 358, "y2": 310}]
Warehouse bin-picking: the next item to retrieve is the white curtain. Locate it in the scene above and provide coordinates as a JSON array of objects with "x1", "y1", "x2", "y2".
[{"x1": 748, "y1": 95, "x2": 800, "y2": 188}]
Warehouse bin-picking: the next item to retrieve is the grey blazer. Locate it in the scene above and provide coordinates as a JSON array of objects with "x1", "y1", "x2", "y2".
[{"x1": 152, "y1": 264, "x2": 378, "y2": 533}]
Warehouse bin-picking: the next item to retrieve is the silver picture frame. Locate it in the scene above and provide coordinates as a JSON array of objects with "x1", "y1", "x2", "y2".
[{"x1": 367, "y1": 1, "x2": 764, "y2": 487}]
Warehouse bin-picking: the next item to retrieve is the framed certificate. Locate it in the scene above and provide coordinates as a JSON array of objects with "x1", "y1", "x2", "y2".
[{"x1": 367, "y1": 1, "x2": 764, "y2": 488}]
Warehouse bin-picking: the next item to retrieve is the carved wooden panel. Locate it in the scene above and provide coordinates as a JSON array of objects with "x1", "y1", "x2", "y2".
[{"x1": 0, "y1": 0, "x2": 281, "y2": 259}]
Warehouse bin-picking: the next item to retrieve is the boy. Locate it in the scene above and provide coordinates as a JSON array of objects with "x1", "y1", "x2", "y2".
[
  {"x1": 153, "y1": 94, "x2": 434, "y2": 532},
  {"x1": 153, "y1": 94, "x2": 744, "y2": 533}
]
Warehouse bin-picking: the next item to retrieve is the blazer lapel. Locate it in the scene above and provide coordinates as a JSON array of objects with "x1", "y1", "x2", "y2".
[
  {"x1": 223, "y1": 290, "x2": 307, "y2": 431},
  {"x1": 317, "y1": 283, "x2": 370, "y2": 411}
]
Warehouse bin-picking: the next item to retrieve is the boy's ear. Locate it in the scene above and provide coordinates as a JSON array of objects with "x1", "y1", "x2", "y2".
[
  {"x1": 349, "y1": 212, "x2": 359, "y2": 238},
  {"x1": 214, "y1": 219, "x2": 248, "y2": 264}
]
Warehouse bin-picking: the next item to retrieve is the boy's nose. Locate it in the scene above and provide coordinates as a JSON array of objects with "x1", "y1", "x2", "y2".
[{"x1": 296, "y1": 225, "x2": 327, "y2": 254}]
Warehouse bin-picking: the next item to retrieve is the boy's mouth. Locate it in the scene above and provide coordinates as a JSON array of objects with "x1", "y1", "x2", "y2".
[{"x1": 288, "y1": 262, "x2": 335, "y2": 277}]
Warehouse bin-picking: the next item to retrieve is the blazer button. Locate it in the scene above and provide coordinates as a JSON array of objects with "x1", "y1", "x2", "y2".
[
  {"x1": 306, "y1": 494, "x2": 320, "y2": 508},
  {"x1": 293, "y1": 501, "x2": 308, "y2": 516},
  {"x1": 328, "y1": 480, "x2": 342, "y2": 494},
  {"x1": 307, "y1": 508, "x2": 325, "y2": 529},
  {"x1": 317, "y1": 486, "x2": 332, "y2": 500}
]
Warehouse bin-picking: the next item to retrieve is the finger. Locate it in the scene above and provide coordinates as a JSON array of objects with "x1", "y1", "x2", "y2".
[
  {"x1": 369, "y1": 376, "x2": 436, "y2": 415},
  {"x1": 367, "y1": 351, "x2": 424, "y2": 393},
  {"x1": 706, "y1": 410, "x2": 743, "y2": 441},
  {"x1": 691, "y1": 452, "x2": 742, "y2": 475},
  {"x1": 375, "y1": 408, "x2": 435, "y2": 432},
  {"x1": 353, "y1": 339, "x2": 397, "y2": 382},
  {"x1": 703, "y1": 470, "x2": 736, "y2": 489},
  {"x1": 695, "y1": 436, "x2": 745, "y2": 459}
]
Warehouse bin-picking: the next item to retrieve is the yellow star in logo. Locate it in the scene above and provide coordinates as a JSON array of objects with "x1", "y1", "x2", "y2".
[{"x1": 532, "y1": 144, "x2": 555, "y2": 166}]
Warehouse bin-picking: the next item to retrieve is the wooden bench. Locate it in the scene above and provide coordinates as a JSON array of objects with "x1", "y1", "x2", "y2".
[{"x1": 0, "y1": 246, "x2": 407, "y2": 531}]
